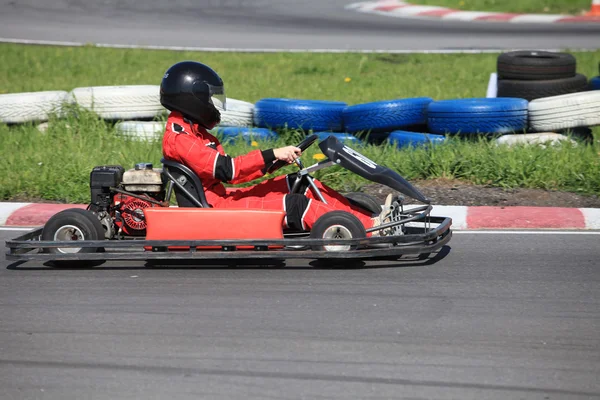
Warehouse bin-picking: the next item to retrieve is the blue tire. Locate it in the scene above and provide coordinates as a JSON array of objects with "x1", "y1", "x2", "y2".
[
  {"x1": 387, "y1": 130, "x2": 446, "y2": 149},
  {"x1": 253, "y1": 98, "x2": 347, "y2": 132},
  {"x1": 342, "y1": 97, "x2": 433, "y2": 134},
  {"x1": 590, "y1": 76, "x2": 600, "y2": 90},
  {"x1": 427, "y1": 98, "x2": 528, "y2": 135},
  {"x1": 212, "y1": 127, "x2": 278, "y2": 144},
  {"x1": 314, "y1": 131, "x2": 362, "y2": 144}
]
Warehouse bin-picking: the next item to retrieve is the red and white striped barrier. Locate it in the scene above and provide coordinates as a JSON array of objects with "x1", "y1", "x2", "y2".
[
  {"x1": 346, "y1": 1, "x2": 600, "y2": 23},
  {"x1": 1, "y1": 202, "x2": 599, "y2": 230}
]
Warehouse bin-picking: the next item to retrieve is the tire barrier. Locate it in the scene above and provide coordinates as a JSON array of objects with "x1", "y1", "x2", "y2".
[
  {"x1": 115, "y1": 121, "x2": 166, "y2": 141},
  {"x1": 313, "y1": 132, "x2": 362, "y2": 144},
  {"x1": 528, "y1": 91, "x2": 600, "y2": 132},
  {"x1": 427, "y1": 98, "x2": 529, "y2": 135},
  {"x1": 253, "y1": 98, "x2": 347, "y2": 132},
  {"x1": 211, "y1": 127, "x2": 278, "y2": 145},
  {"x1": 341, "y1": 97, "x2": 433, "y2": 133},
  {"x1": 69, "y1": 85, "x2": 165, "y2": 120},
  {"x1": 495, "y1": 132, "x2": 577, "y2": 147},
  {"x1": 496, "y1": 51, "x2": 586, "y2": 102},
  {"x1": 3, "y1": 62, "x2": 599, "y2": 149},
  {"x1": 386, "y1": 130, "x2": 446, "y2": 149},
  {"x1": 217, "y1": 98, "x2": 254, "y2": 127},
  {"x1": 497, "y1": 51, "x2": 577, "y2": 81},
  {"x1": 497, "y1": 74, "x2": 588, "y2": 102},
  {"x1": 0, "y1": 91, "x2": 68, "y2": 123}
]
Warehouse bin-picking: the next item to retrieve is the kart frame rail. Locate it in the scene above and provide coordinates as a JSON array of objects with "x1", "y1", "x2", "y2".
[{"x1": 6, "y1": 216, "x2": 451, "y2": 263}]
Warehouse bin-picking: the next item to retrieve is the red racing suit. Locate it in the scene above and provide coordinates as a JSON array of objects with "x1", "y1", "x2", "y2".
[{"x1": 162, "y1": 111, "x2": 374, "y2": 230}]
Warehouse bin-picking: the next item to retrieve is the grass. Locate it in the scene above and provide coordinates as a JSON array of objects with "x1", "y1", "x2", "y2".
[
  {"x1": 3, "y1": 44, "x2": 599, "y2": 102},
  {"x1": 406, "y1": 0, "x2": 592, "y2": 15},
  {"x1": 0, "y1": 43, "x2": 599, "y2": 202}
]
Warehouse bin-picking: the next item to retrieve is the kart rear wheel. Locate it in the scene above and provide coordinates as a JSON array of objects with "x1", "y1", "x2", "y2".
[
  {"x1": 344, "y1": 192, "x2": 382, "y2": 215},
  {"x1": 41, "y1": 208, "x2": 106, "y2": 268},
  {"x1": 310, "y1": 211, "x2": 366, "y2": 252}
]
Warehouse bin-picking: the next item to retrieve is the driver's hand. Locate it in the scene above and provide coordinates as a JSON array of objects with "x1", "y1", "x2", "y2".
[{"x1": 274, "y1": 146, "x2": 302, "y2": 164}]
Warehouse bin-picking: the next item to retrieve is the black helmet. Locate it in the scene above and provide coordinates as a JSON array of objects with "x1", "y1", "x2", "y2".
[{"x1": 160, "y1": 61, "x2": 226, "y2": 129}]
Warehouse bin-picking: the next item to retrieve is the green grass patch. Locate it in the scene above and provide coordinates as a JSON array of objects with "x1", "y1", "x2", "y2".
[
  {"x1": 3, "y1": 44, "x2": 599, "y2": 101},
  {"x1": 1, "y1": 43, "x2": 599, "y2": 202},
  {"x1": 407, "y1": 0, "x2": 592, "y2": 15}
]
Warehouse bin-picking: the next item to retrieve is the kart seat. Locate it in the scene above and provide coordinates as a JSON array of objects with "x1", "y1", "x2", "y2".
[{"x1": 161, "y1": 158, "x2": 211, "y2": 208}]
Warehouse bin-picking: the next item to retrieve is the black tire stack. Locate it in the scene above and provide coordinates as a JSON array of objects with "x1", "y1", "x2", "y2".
[{"x1": 497, "y1": 50, "x2": 588, "y2": 101}]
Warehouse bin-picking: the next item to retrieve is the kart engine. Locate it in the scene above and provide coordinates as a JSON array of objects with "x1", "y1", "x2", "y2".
[{"x1": 89, "y1": 163, "x2": 166, "y2": 238}]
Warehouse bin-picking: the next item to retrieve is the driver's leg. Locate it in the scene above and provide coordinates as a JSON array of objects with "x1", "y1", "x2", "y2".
[
  {"x1": 219, "y1": 176, "x2": 381, "y2": 231},
  {"x1": 214, "y1": 189, "x2": 376, "y2": 231},
  {"x1": 300, "y1": 178, "x2": 374, "y2": 218},
  {"x1": 230, "y1": 174, "x2": 373, "y2": 219},
  {"x1": 226, "y1": 175, "x2": 290, "y2": 198}
]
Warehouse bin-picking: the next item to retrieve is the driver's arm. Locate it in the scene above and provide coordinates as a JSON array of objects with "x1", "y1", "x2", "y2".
[
  {"x1": 164, "y1": 131, "x2": 269, "y2": 184},
  {"x1": 218, "y1": 144, "x2": 301, "y2": 184},
  {"x1": 212, "y1": 140, "x2": 273, "y2": 184}
]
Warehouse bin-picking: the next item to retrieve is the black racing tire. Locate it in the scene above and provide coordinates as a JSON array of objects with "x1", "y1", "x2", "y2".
[
  {"x1": 497, "y1": 74, "x2": 588, "y2": 102},
  {"x1": 497, "y1": 50, "x2": 576, "y2": 81},
  {"x1": 309, "y1": 211, "x2": 366, "y2": 252},
  {"x1": 41, "y1": 208, "x2": 106, "y2": 268},
  {"x1": 344, "y1": 192, "x2": 382, "y2": 215}
]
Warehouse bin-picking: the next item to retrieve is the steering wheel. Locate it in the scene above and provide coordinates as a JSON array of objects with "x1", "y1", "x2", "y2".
[{"x1": 265, "y1": 134, "x2": 319, "y2": 175}]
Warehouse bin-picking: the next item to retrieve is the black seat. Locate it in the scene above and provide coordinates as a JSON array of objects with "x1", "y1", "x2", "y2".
[{"x1": 161, "y1": 158, "x2": 211, "y2": 208}]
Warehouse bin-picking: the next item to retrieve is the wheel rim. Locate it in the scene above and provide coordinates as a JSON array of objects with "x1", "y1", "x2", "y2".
[
  {"x1": 322, "y1": 224, "x2": 353, "y2": 251},
  {"x1": 53, "y1": 224, "x2": 85, "y2": 254}
]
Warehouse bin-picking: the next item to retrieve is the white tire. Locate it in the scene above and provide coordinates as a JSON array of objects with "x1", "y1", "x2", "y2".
[
  {"x1": 528, "y1": 91, "x2": 600, "y2": 132},
  {"x1": 69, "y1": 85, "x2": 165, "y2": 120},
  {"x1": 217, "y1": 98, "x2": 254, "y2": 127},
  {"x1": 115, "y1": 121, "x2": 166, "y2": 141},
  {"x1": 495, "y1": 132, "x2": 577, "y2": 147},
  {"x1": 0, "y1": 91, "x2": 68, "y2": 123}
]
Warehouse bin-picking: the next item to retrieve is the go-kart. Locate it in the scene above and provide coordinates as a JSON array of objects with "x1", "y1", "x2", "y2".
[{"x1": 6, "y1": 135, "x2": 452, "y2": 267}]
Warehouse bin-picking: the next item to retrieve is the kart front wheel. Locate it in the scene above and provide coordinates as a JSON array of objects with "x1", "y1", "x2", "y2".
[
  {"x1": 41, "y1": 208, "x2": 106, "y2": 268},
  {"x1": 344, "y1": 192, "x2": 382, "y2": 215},
  {"x1": 310, "y1": 211, "x2": 366, "y2": 252}
]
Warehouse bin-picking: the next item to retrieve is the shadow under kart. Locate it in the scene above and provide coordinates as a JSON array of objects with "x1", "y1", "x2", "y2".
[{"x1": 6, "y1": 135, "x2": 452, "y2": 267}]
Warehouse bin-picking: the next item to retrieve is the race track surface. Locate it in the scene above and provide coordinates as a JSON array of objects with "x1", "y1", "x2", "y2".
[
  {"x1": 2, "y1": 230, "x2": 599, "y2": 399},
  {"x1": 1, "y1": 0, "x2": 599, "y2": 51}
]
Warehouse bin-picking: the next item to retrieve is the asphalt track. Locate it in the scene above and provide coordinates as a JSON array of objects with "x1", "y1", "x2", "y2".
[
  {"x1": 1, "y1": 0, "x2": 599, "y2": 51},
  {"x1": 1, "y1": 228, "x2": 600, "y2": 399}
]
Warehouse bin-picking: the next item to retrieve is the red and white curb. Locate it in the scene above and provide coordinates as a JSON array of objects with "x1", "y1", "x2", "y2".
[
  {"x1": 0, "y1": 203, "x2": 87, "y2": 227},
  {"x1": 1, "y1": 202, "x2": 599, "y2": 230},
  {"x1": 346, "y1": 1, "x2": 600, "y2": 23}
]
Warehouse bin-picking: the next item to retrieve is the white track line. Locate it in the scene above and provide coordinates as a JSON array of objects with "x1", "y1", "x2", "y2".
[{"x1": 0, "y1": 38, "x2": 596, "y2": 54}]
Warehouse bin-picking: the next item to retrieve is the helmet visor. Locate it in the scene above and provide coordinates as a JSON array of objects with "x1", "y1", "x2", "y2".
[
  {"x1": 208, "y1": 83, "x2": 226, "y2": 111},
  {"x1": 192, "y1": 80, "x2": 226, "y2": 111}
]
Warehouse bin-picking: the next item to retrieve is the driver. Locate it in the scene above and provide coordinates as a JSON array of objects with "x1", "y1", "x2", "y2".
[{"x1": 160, "y1": 61, "x2": 392, "y2": 234}]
